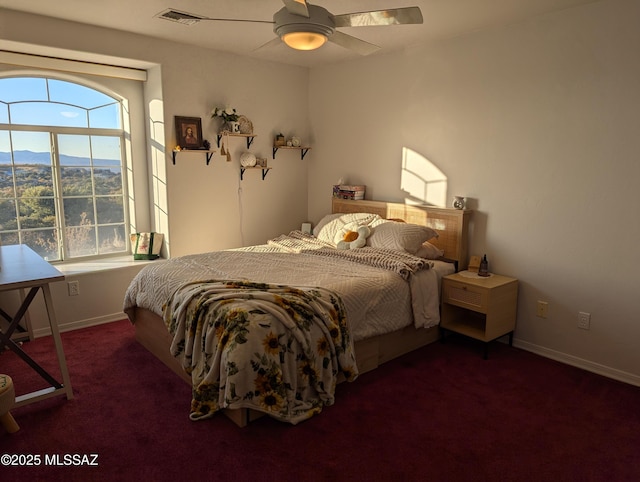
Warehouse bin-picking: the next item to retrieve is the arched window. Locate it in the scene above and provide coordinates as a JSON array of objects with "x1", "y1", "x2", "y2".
[{"x1": 0, "y1": 76, "x2": 129, "y2": 261}]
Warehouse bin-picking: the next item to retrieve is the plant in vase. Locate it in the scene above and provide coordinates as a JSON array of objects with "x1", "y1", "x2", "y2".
[{"x1": 211, "y1": 107, "x2": 239, "y2": 133}]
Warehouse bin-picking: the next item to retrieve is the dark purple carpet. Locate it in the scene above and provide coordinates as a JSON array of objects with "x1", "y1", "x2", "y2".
[{"x1": 1, "y1": 319, "x2": 639, "y2": 481}]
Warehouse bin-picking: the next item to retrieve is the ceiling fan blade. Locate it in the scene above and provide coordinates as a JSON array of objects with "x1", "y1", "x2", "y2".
[
  {"x1": 252, "y1": 36, "x2": 283, "y2": 52},
  {"x1": 199, "y1": 17, "x2": 274, "y2": 25},
  {"x1": 282, "y1": 0, "x2": 310, "y2": 18},
  {"x1": 333, "y1": 7, "x2": 423, "y2": 28},
  {"x1": 155, "y1": 9, "x2": 273, "y2": 25},
  {"x1": 329, "y1": 30, "x2": 380, "y2": 56}
]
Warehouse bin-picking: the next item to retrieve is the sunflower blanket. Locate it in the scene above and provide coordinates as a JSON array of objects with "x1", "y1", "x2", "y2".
[{"x1": 162, "y1": 279, "x2": 358, "y2": 424}]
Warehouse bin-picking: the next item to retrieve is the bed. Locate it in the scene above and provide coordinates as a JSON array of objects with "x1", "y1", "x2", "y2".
[{"x1": 124, "y1": 198, "x2": 471, "y2": 427}]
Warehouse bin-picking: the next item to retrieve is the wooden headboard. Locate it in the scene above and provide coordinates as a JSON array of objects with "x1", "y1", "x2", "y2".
[{"x1": 332, "y1": 198, "x2": 472, "y2": 270}]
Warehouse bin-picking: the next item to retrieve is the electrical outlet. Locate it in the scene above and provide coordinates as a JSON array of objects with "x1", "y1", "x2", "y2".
[
  {"x1": 536, "y1": 301, "x2": 548, "y2": 318},
  {"x1": 578, "y1": 311, "x2": 591, "y2": 330},
  {"x1": 68, "y1": 280, "x2": 80, "y2": 296}
]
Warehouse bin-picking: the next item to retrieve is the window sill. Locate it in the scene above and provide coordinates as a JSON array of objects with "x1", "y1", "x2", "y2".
[{"x1": 54, "y1": 255, "x2": 165, "y2": 276}]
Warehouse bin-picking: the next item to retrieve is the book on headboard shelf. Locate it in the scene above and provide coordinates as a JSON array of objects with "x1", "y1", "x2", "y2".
[{"x1": 332, "y1": 184, "x2": 365, "y2": 200}]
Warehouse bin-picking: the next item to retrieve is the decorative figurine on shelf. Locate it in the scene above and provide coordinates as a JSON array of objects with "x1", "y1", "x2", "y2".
[
  {"x1": 240, "y1": 152, "x2": 257, "y2": 167},
  {"x1": 274, "y1": 133, "x2": 285, "y2": 147},
  {"x1": 237, "y1": 115, "x2": 253, "y2": 135}
]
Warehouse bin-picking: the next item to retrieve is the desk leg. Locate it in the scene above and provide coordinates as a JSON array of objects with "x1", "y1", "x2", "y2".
[
  {"x1": 0, "y1": 287, "x2": 39, "y2": 340},
  {"x1": 18, "y1": 288, "x2": 34, "y2": 341},
  {"x1": 41, "y1": 284, "x2": 73, "y2": 401},
  {"x1": 0, "y1": 289, "x2": 35, "y2": 344},
  {"x1": 1, "y1": 337, "x2": 62, "y2": 388}
]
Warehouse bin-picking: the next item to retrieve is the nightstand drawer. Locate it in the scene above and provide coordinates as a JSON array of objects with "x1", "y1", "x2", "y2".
[
  {"x1": 442, "y1": 280, "x2": 489, "y2": 313},
  {"x1": 448, "y1": 285, "x2": 482, "y2": 307}
]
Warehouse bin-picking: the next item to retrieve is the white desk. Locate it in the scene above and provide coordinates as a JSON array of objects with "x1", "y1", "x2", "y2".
[{"x1": 0, "y1": 244, "x2": 73, "y2": 406}]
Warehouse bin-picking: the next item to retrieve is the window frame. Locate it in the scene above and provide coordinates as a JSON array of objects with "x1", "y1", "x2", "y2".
[{"x1": 0, "y1": 74, "x2": 132, "y2": 262}]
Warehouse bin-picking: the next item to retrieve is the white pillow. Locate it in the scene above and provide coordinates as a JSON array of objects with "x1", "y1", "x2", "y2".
[
  {"x1": 312, "y1": 213, "x2": 342, "y2": 236},
  {"x1": 314, "y1": 213, "x2": 381, "y2": 245},
  {"x1": 415, "y1": 241, "x2": 445, "y2": 259},
  {"x1": 367, "y1": 219, "x2": 439, "y2": 255}
]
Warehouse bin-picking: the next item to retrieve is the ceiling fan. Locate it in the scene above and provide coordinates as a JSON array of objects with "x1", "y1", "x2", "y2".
[{"x1": 156, "y1": 0, "x2": 423, "y2": 55}]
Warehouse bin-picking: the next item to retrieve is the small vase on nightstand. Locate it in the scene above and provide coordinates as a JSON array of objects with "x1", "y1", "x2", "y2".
[{"x1": 478, "y1": 254, "x2": 489, "y2": 277}]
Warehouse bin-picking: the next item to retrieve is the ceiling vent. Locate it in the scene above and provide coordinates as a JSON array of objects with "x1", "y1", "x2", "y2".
[{"x1": 155, "y1": 9, "x2": 204, "y2": 26}]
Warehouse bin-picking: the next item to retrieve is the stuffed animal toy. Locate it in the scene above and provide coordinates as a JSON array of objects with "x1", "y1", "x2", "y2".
[{"x1": 336, "y1": 225, "x2": 371, "y2": 250}]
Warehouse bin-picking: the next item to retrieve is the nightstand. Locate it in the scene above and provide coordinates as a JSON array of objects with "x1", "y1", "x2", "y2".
[{"x1": 440, "y1": 271, "x2": 518, "y2": 359}]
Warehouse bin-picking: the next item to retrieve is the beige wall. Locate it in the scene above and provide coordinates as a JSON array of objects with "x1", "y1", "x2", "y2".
[
  {"x1": 0, "y1": 8, "x2": 310, "y2": 332},
  {"x1": 308, "y1": 0, "x2": 639, "y2": 383},
  {"x1": 2, "y1": 1, "x2": 639, "y2": 384},
  {"x1": 0, "y1": 8, "x2": 311, "y2": 256}
]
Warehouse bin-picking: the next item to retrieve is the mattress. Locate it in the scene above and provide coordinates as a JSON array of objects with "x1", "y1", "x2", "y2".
[{"x1": 123, "y1": 233, "x2": 455, "y2": 341}]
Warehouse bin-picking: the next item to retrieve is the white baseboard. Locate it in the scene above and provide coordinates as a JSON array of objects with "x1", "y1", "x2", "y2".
[
  {"x1": 514, "y1": 338, "x2": 640, "y2": 387},
  {"x1": 32, "y1": 313, "x2": 128, "y2": 338}
]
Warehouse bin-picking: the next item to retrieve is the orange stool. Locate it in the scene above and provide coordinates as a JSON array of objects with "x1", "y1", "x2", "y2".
[{"x1": 0, "y1": 374, "x2": 20, "y2": 433}]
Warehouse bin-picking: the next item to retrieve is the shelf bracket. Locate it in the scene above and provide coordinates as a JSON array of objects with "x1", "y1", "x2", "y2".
[
  {"x1": 172, "y1": 150, "x2": 215, "y2": 165},
  {"x1": 218, "y1": 134, "x2": 255, "y2": 149},
  {"x1": 272, "y1": 146, "x2": 310, "y2": 159},
  {"x1": 240, "y1": 167, "x2": 271, "y2": 181}
]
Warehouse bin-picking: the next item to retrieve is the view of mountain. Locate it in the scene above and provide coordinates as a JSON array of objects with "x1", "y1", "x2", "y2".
[{"x1": 0, "y1": 150, "x2": 119, "y2": 167}]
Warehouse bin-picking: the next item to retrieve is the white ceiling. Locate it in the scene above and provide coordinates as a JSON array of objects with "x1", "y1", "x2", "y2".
[{"x1": 0, "y1": 0, "x2": 598, "y2": 68}]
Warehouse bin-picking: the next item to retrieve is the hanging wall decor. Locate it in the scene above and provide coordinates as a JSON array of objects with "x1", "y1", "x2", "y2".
[{"x1": 175, "y1": 116, "x2": 203, "y2": 149}]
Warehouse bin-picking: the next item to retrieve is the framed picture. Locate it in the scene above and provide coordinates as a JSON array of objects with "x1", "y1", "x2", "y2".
[{"x1": 175, "y1": 116, "x2": 203, "y2": 149}]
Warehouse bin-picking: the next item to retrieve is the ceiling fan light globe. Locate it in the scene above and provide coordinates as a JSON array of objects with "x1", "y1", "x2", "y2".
[
  {"x1": 282, "y1": 31, "x2": 327, "y2": 51},
  {"x1": 274, "y1": 5, "x2": 334, "y2": 51}
]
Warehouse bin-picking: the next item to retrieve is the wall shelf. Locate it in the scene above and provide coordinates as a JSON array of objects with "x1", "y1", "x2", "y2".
[
  {"x1": 217, "y1": 133, "x2": 256, "y2": 149},
  {"x1": 272, "y1": 146, "x2": 311, "y2": 160},
  {"x1": 172, "y1": 149, "x2": 216, "y2": 165},
  {"x1": 240, "y1": 166, "x2": 272, "y2": 181}
]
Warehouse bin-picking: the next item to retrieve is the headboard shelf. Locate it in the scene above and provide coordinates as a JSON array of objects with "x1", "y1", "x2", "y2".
[{"x1": 331, "y1": 198, "x2": 471, "y2": 270}]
